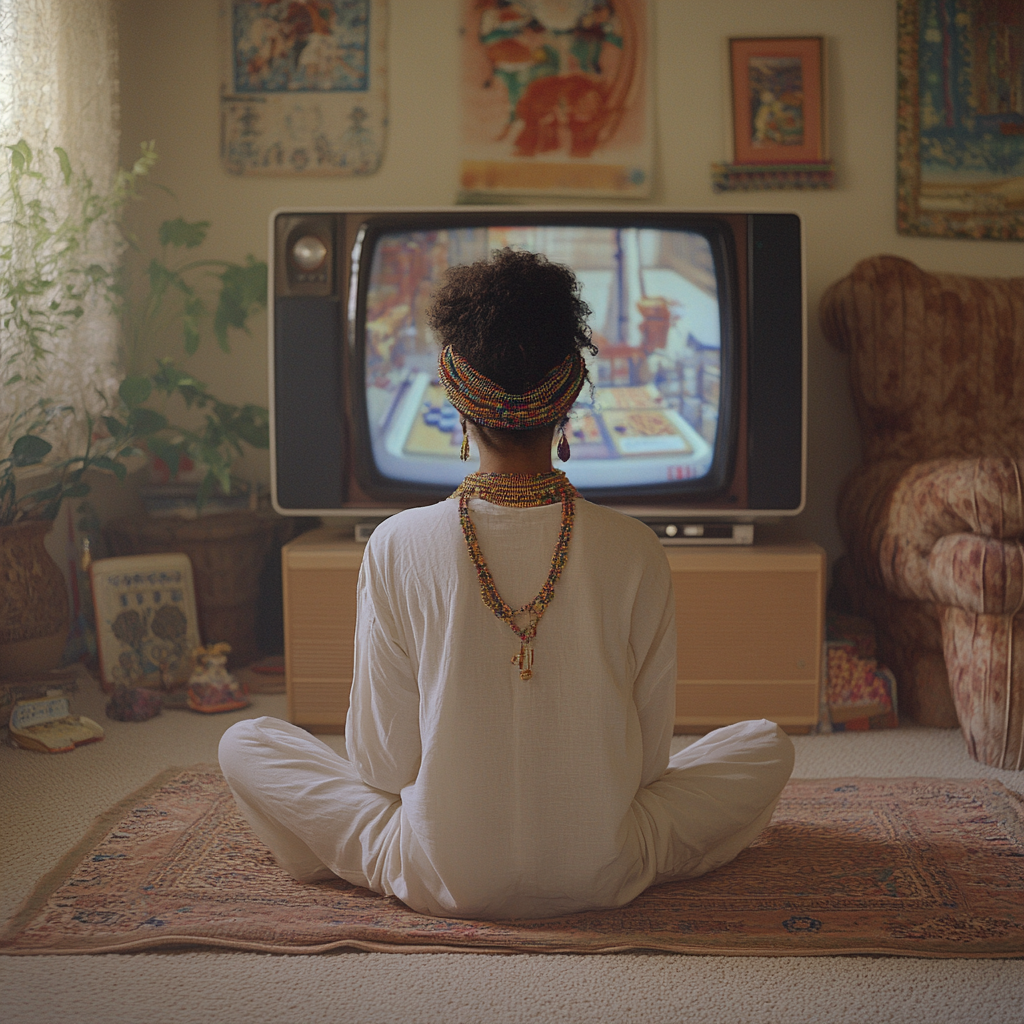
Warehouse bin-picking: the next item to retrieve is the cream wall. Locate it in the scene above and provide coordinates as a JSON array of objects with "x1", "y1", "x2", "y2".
[{"x1": 116, "y1": 0, "x2": 1019, "y2": 567}]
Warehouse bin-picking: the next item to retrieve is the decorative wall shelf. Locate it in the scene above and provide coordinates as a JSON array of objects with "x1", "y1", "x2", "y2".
[{"x1": 711, "y1": 162, "x2": 836, "y2": 192}]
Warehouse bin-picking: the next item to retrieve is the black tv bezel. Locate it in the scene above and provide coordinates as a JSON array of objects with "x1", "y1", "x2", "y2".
[{"x1": 345, "y1": 211, "x2": 739, "y2": 507}]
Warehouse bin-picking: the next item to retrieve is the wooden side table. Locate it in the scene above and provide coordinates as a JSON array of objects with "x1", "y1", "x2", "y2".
[
  {"x1": 281, "y1": 526, "x2": 363, "y2": 732},
  {"x1": 667, "y1": 543, "x2": 825, "y2": 734},
  {"x1": 282, "y1": 529, "x2": 825, "y2": 735}
]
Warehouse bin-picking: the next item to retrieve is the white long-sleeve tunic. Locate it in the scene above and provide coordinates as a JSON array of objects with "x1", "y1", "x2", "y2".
[{"x1": 345, "y1": 495, "x2": 677, "y2": 917}]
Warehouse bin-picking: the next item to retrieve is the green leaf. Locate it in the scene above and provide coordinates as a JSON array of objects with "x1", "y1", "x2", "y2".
[
  {"x1": 11, "y1": 434, "x2": 52, "y2": 467},
  {"x1": 7, "y1": 139, "x2": 32, "y2": 172},
  {"x1": 63, "y1": 482, "x2": 91, "y2": 499},
  {"x1": 103, "y1": 415, "x2": 126, "y2": 439},
  {"x1": 224, "y1": 404, "x2": 270, "y2": 449},
  {"x1": 213, "y1": 257, "x2": 267, "y2": 351},
  {"x1": 55, "y1": 147, "x2": 72, "y2": 185},
  {"x1": 148, "y1": 258, "x2": 176, "y2": 296},
  {"x1": 126, "y1": 405, "x2": 168, "y2": 434},
  {"x1": 126, "y1": 407, "x2": 168, "y2": 435},
  {"x1": 159, "y1": 217, "x2": 210, "y2": 249},
  {"x1": 152, "y1": 359, "x2": 204, "y2": 394},
  {"x1": 182, "y1": 297, "x2": 205, "y2": 355},
  {"x1": 119, "y1": 375, "x2": 152, "y2": 409},
  {"x1": 24, "y1": 482, "x2": 63, "y2": 503},
  {"x1": 183, "y1": 322, "x2": 200, "y2": 355},
  {"x1": 89, "y1": 455, "x2": 128, "y2": 481},
  {"x1": 132, "y1": 141, "x2": 158, "y2": 177},
  {"x1": 214, "y1": 465, "x2": 232, "y2": 495}
]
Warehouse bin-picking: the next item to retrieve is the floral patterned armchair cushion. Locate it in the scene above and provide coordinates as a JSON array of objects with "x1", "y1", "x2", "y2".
[{"x1": 820, "y1": 255, "x2": 1023, "y2": 769}]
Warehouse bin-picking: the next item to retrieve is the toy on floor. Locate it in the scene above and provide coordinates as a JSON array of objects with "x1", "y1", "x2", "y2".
[{"x1": 187, "y1": 643, "x2": 250, "y2": 714}]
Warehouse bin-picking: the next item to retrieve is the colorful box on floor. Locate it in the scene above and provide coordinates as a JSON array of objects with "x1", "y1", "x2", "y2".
[
  {"x1": 825, "y1": 614, "x2": 899, "y2": 731},
  {"x1": 8, "y1": 695, "x2": 104, "y2": 753}
]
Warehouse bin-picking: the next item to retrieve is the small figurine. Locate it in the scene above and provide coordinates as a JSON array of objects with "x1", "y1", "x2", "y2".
[{"x1": 186, "y1": 643, "x2": 250, "y2": 714}]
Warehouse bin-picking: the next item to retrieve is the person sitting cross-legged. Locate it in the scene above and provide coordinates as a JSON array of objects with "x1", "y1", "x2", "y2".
[{"x1": 219, "y1": 247, "x2": 795, "y2": 920}]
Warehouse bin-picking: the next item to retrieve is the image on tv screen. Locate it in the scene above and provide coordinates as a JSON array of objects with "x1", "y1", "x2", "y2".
[{"x1": 362, "y1": 225, "x2": 722, "y2": 492}]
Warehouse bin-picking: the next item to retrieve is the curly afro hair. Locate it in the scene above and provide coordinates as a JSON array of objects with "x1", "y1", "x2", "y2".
[{"x1": 426, "y1": 247, "x2": 597, "y2": 397}]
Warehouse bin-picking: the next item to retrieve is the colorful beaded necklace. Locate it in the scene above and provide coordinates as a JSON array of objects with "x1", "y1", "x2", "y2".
[{"x1": 452, "y1": 470, "x2": 575, "y2": 680}]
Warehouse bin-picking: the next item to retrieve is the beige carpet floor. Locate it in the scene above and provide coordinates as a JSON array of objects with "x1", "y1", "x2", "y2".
[{"x1": 2, "y1": 682, "x2": 1023, "y2": 1024}]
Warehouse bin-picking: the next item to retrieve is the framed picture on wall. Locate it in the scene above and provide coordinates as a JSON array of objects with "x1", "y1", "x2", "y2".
[
  {"x1": 729, "y1": 37, "x2": 826, "y2": 165},
  {"x1": 220, "y1": 0, "x2": 389, "y2": 177},
  {"x1": 459, "y1": 0, "x2": 654, "y2": 199}
]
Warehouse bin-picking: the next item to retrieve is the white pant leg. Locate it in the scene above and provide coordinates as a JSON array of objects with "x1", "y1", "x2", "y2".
[
  {"x1": 218, "y1": 717, "x2": 402, "y2": 891},
  {"x1": 634, "y1": 719, "x2": 795, "y2": 885}
]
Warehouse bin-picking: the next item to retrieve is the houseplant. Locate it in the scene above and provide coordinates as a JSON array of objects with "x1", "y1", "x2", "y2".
[
  {"x1": 101, "y1": 193, "x2": 274, "y2": 672},
  {"x1": 0, "y1": 140, "x2": 269, "y2": 674},
  {"x1": 116, "y1": 212, "x2": 269, "y2": 507}
]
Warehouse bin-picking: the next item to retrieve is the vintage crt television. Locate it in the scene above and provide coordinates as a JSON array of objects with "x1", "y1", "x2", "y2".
[{"x1": 269, "y1": 209, "x2": 805, "y2": 541}]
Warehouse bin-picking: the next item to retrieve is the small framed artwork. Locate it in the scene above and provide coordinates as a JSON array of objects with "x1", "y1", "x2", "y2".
[
  {"x1": 729, "y1": 37, "x2": 825, "y2": 165},
  {"x1": 90, "y1": 554, "x2": 201, "y2": 690},
  {"x1": 220, "y1": 0, "x2": 389, "y2": 177}
]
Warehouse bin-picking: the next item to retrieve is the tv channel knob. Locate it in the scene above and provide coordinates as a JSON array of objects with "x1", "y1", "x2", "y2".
[{"x1": 291, "y1": 235, "x2": 328, "y2": 273}]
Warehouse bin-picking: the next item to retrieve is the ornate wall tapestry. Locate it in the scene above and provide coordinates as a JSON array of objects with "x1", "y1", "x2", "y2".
[
  {"x1": 220, "y1": 0, "x2": 388, "y2": 176},
  {"x1": 459, "y1": 0, "x2": 653, "y2": 199},
  {"x1": 897, "y1": 0, "x2": 1024, "y2": 240}
]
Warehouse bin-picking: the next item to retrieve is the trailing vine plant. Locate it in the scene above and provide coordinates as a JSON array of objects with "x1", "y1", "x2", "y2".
[{"x1": 0, "y1": 140, "x2": 269, "y2": 526}]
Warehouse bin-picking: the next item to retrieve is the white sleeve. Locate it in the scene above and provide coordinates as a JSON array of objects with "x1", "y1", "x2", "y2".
[
  {"x1": 345, "y1": 543, "x2": 422, "y2": 795},
  {"x1": 630, "y1": 546, "x2": 677, "y2": 789}
]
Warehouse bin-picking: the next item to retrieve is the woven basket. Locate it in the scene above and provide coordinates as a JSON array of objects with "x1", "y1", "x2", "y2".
[{"x1": 0, "y1": 520, "x2": 70, "y2": 677}]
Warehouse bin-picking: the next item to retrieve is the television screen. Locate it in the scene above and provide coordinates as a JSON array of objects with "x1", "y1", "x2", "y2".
[
  {"x1": 270, "y1": 208, "x2": 802, "y2": 523},
  {"x1": 356, "y1": 222, "x2": 732, "y2": 497}
]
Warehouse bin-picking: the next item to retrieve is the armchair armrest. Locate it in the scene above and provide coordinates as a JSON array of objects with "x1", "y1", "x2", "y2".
[
  {"x1": 864, "y1": 457, "x2": 1024, "y2": 608},
  {"x1": 928, "y1": 533, "x2": 1024, "y2": 614}
]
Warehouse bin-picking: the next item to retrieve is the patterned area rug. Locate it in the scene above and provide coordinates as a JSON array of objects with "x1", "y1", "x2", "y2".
[{"x1": 2, "y1": 768, "x2": 1023, "y2": 957}]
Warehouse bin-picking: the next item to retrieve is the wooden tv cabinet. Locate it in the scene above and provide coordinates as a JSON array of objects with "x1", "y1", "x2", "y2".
[{"x1": 282, "y1": 527, "x2": 825, "y2": 735}]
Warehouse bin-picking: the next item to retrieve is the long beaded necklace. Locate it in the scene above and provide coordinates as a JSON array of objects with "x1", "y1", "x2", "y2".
[{"x1": 452, "y1": 470, "x2": 575, "y2": 680}]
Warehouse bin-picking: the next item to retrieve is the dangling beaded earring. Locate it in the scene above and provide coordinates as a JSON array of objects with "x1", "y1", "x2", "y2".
[
  {"x1": 460, "y1": 418, "x2": 470, "y2": 461},
  {"x1": 556, "y1": 420, "x2": 570, "y2": 462}
]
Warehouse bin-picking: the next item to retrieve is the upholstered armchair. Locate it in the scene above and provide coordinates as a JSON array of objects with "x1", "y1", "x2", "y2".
[{"x1": 820, "y1": 255, "x2": 1023, "y2": 769}]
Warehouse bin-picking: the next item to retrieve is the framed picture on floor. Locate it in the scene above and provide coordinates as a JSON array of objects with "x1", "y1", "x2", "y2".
[
  {"x1": 90, "y1": 553, "x2": 201, "y2": 690},
  {"x1": 729, "y1": 37, "x2": 825, "y2": 165}
]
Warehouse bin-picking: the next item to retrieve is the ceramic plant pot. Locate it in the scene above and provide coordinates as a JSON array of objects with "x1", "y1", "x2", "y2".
[{"x1": 0, "y1": 519, "x2": 70, "y2": 677}]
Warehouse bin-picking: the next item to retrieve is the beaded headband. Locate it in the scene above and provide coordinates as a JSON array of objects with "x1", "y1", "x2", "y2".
[{"x1": 438, "y1": 346, "x2": 585, "y2": 431}]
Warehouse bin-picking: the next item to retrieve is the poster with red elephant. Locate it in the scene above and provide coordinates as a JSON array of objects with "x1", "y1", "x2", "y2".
[{"x1": 460, "y1": 0, "x2": 652, "y2": 198}]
